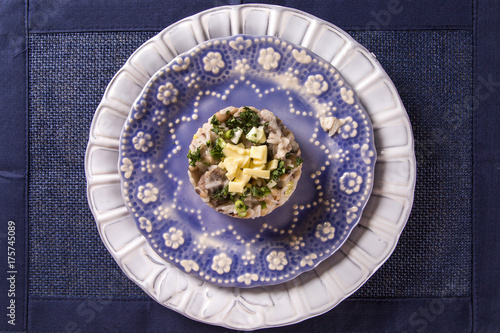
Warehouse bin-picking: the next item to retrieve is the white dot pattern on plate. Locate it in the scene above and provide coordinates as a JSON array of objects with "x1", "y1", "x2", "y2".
[{"x1": 118, "y1": 35, "x2": 376, "y2": 288}]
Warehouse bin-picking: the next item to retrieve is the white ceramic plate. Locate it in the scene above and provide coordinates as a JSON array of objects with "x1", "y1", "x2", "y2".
[{"x1": 85, "y1": 4, "x2": 415, "y2": 330}]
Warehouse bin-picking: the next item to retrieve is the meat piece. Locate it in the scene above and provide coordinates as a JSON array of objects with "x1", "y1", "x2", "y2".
[
  {"x1": 215, "y1": 106, "x2": 238, "y2": 123},
  {"x1": 195, "y1": 165, "x2": 228, "y2": 198}
]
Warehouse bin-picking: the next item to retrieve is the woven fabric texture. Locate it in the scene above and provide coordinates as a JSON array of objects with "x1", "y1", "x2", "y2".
[
  {"x1": 350, "y1": 31, "x2": 473, "y2": 297},
  {"x1": 28, "y1": 30, "x2": 472, "y2": 298},
  {"x1": 28, "y1": 32, "x2": 158, "y2": 298}
]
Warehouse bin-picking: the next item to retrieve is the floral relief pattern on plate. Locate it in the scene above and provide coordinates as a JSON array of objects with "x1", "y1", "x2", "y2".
[{"x1": 118, "y1": 35, "x2": 376, "y2": 288}]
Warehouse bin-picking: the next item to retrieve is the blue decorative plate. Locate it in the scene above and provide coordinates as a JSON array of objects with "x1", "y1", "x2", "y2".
[{"x1": 118, "y1": 35, "x2": 376, "y2": 288}]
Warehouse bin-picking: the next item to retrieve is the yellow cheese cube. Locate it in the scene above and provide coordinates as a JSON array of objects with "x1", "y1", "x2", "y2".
[
  {"x1": 249, "y1": 161, "x2": 266, "y2": 169},
  {"x1": 237, "y1": 155, "x2": 251, "y2": 168},
  {"x1": 222, "y1": 146, "x2": 241, "y2": 158},
  {"x1": 234, "y1": 169, "x2": 251, "y2": 183},
  {"x1": 250, "y1": 145, "x2": 267, "y2": 162},
  {"x1": 228, "y1": 181, "x2": 245, "y2": 193},
  {"x1": 219, "y1": 157, "x2": 234, "y2": 170},
  {"x1": 229, "y1": 168, "x2": 251, "y2": 193},
  {"x1": 219, "y1": 157, "x2": 242, "y2": 181},
  {"x1": 252, "y1": 159, "x2": 267, "y2": 167},
  {"x1": 226, "y1": 143, "x2": 247, "y2": 155},
  {"x1": 267, "y1": 159, "x2": 279, "y2": 170},
  {"x1": 219, "y1": 156, "x2": 231, "y2": 164},
  {"x1": 258, "y1": 133, "x2": 267, "y2": 144},
  {"x1": 243, "y1": 168, "x2": 270, "y2": 179},
  {"x1": 224, "y1": 160, "x2": 238, "y2": 175}
]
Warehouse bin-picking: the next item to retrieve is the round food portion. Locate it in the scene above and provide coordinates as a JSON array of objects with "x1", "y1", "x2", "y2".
[{"x1": 187, "y1": 106, "x2": 303, "y2": 219}]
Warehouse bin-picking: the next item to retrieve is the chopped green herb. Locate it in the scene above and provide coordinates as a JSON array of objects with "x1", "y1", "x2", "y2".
[
  {"x1": 224, "y1": 129, "x2": 234, "y2": 139},
  {"x1": 235, "y1": 200, "x2": 248, "y2": 217},
  {"x1": 239, "y1": 186, "x2": 251, "y2": 200},
  {"x1": 240, "y1": 109, "x2": 261, "y2": 130},
  {"x1": 251, "y1": 186, "x2": 271, "y2": 198},
  {"x1": 285, "y1": 153, "x2": 304, "y2": 168},
  {"x1": 211, "y1": 126, "x2": 222, "y2": 135},
  {"x1": 210, "y1": 115, "x2": 220, "y2": 126},
  {"x1": 210, "y1": 138, "x2": 225, "y2": 159},
  {"x1": 210, "y1": 115, "x2": 223, "y2": 135},
  {"x1": 294, "y1": 156, "x2": 304, "y2": 167},
  {"x1": 187, "y1": 147, "x2": 202, "y2": 166},
  {"x1": 271, "y1": 159, "x2": 286, "y2": 181},
  {"x1": 225, "y1": 116, "x2": 240, "y2": 129},
  {"x1": 212, "y1": 185, "x2": 233, "y2": 201},
  {"x1": 226, "y1": 108, "x2": 261, "y2": 134},
  {"x1": 217, "y1": 137, "x2": 226, "y2": 146},
  {"x1": 206, "y1": 140, "x2": 211, "y2": 147},
  {"x1": 261, "y1": 202, "x2": 267, "y2": 209}
]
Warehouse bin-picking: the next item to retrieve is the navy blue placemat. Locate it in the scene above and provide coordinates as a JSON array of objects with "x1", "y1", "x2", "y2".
[
  {"x1": 0, "y1": 0, "x2": 27, "y2": 331},
  {"x1": 27, "y1": 30, "x2": 473, "y2": 300},
  {"x1": 28, "y1": 32, "x2": 158, "y2": 300},
  {"x1": 350, "y1": 30, "x2": 473, "y2": 298},
  {"x1": 473, "y1": 0, "x2": 500, "y2": 331}
]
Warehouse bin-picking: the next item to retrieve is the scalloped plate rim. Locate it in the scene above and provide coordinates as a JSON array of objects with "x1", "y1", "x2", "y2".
[{"x1": 85, "y1": 4, "x2": 416, "y2": 330}]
